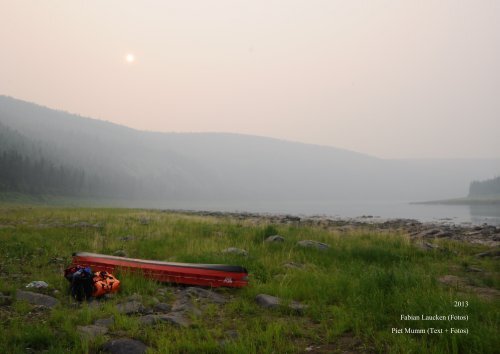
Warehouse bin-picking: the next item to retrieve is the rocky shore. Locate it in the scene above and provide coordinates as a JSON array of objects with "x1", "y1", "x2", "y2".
[{"x1": 164, "y1": 209, "x2": 500, "y2": 248}]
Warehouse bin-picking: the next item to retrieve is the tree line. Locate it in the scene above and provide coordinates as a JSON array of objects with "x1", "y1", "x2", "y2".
[
  {"x1": 469, "y1": 176, "x2": 500, "y2": 197},
  {"x1": 0, "y1": 149, "x2": 89, "y2": 196}
]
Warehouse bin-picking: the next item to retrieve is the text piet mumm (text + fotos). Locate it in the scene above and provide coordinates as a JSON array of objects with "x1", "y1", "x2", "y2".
[{"x1": 391, "y1": 314, "x2": 469, "y2": 335}]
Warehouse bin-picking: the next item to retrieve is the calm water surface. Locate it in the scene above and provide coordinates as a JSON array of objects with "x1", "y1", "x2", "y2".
[{"x1": 159, "y1": 200, "x2": 500, "y2": 226}]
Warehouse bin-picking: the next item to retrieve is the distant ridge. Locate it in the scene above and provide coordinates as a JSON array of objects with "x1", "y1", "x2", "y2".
[{"x1": 1, "y1": 95, "x2": 499, "y2": 205}]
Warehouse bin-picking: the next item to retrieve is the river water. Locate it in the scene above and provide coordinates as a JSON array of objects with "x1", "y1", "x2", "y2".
[{"x1": 157, "y1": 200, "x2": 500, "y2": 226}]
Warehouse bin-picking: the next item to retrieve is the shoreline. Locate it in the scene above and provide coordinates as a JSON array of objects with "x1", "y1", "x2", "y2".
[
  {"x1": 412, "y1": 197, "x2": 500, "y2": 206},
  {"x1": 159, "y1": 209, "x2": 500, "y2": 247}
]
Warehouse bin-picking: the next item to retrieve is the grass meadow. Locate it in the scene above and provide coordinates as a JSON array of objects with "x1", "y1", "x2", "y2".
[{"x1": 0, "y1": 205, "x2": 498, "y2": 353}]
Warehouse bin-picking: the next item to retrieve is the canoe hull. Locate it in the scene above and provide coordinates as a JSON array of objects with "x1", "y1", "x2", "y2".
[{"x1": 72, "y1": 252, "x2": 248, "y2": 288}]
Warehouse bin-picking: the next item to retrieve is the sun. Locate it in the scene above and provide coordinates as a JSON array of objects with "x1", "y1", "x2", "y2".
[{"x1": 125, "y1": 53, "x2": 135, "y2": 63}]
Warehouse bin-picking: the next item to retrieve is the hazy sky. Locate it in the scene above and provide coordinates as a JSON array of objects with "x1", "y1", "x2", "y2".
[{"x1": 1, "y1": 1, "x2": 499, "y2": 159}]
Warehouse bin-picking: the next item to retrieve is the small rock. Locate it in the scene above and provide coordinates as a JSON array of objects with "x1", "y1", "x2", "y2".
[
  {"x1": 102, "y1": 338, "x2": 148, "y2": 354},
  {"x1": 94, "y1": 316, "x2": 114, "y2": 327},
  {"x1": 119, "y1": 235, "x2": 135, "y2": 241},
  {"x1": 127, "y1": 293, "x2": 143, "y2": 302},
  {"x1": 222, "y1": 247, "x2": 248, "y2": 256},
  {"x1": 77, "y1": 324, "x2": 108, "y2": 339},
  {"x1": 283, "y1": 215, "x2": 301, "y2": 222},
  {"x1": 116, "y1": 300, "x2": 145, "y2": 315},
  {"x1": 49, "y1": 257, "x2": 65, "y2": 264},
  {"x1": 466, "y1": 266, "x2": 483, "y2": 273},
  {"x1": 265, "y1": 235, "x2": 285, "y2": 242},
  {"x1": 0, "y1": 292, "x2": 13, "y2": 305},
  {"x1": 435, "y1": 230, "x2": 453, "y2": 238},
  {"x1": 157, "y1": 313, "x2": 191, "y2": 327},
  {"x1": 16, "y1": 290, "x2": 59, "y2": 308},
  {"x1": 481, "y1": 226, "x2": 497, "y2": 235},
  {"x1": 138, "y1": 314, "x2": 160, "y2": 326},
  {"x1": 113, "y1": 250, "x2": 128, "y2": 257},
  {"x1": 283, "y1": 262, "x2": 304, "y2": 269},
  {"x1": 171, "y1": 297, "x2": 202, "y2": 317},
  {"x1": 26, "y1": 281, "x2": 49, "y2": 289},
  {"x1": 255, "y1": 294, "x2": 306, "y2": 314},
  {"x1": 419, "y1": 229, "x2": 442, "y2": 237},
  {"x1": 184, "y1": 287, "x2": 227, "y2": 304},
  {"x1": 156, "y1": 287, "x2": 169, "y2": 296},
  {"x1": 419, "y1": 242, "x2": 438, "y2": 250},
  {"x1": 219, "y1": 330, "x2": 239, "y2": 347},
  {"x1": 297, "y1": 240, "x2": 330, "y2": 250},
  {"x1": 255, "y1": 294, "x2": 281, "y2": 309},
  {"x1": 142, "y1": 307, "x2": 154, "y2": 315},
  {"x1": 225, "y1": 330, "x2": 239, "y2": 339},
  {"x1": 289, "y1": 301, "x2": 307, "y2": 314},
  {"x1": 154, "y1": 302, "x2": 172, "y2": 313},
  {"x1": 475, "y1": 249, "x2": 500, "y2": 258}
]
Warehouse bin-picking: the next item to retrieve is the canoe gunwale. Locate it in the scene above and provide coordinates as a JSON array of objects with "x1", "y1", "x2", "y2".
[{"x1": 72, "y1": 252, "x2": 249, "y2": 288}]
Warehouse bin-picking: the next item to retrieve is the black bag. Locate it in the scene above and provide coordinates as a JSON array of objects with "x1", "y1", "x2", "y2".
[{"x1": 65, "y1": 266, "x2": 94, "y2": 301}]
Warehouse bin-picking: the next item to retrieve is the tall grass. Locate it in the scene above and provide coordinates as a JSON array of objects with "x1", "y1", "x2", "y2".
[{"x1": 0, "y1": 206, "x2": 498, "y2": 353}]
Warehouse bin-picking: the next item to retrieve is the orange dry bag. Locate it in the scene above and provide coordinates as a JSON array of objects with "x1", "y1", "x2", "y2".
[{"x1": 92, "y1": 271, "x2": 120, "y2": 297}]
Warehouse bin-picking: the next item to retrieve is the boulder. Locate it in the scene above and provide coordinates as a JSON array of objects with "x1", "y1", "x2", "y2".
[{"x1": 16, "y1": 290, "x2": 59, "y2": 308}]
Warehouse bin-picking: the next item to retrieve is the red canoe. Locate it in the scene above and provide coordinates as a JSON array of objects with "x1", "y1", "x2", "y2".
[{"x1": 72, "y1": 252, "x2": 249, "y2": 288}]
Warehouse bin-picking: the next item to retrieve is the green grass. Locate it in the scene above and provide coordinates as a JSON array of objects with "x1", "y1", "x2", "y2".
[{"x1": 0, "y1": 205, "x2": 498, "y2": 353}]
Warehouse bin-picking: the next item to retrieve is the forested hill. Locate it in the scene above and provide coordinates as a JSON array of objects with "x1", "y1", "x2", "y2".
[
  {"x1": 470, "y1": 176, "x2": 500, "y2": 198},
  {"x1": 0, "y1": 121, "x2": 106, "y2": 197},
  {"x1": 1, "y1": 95, "x2": 499, "y2": 204}
]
